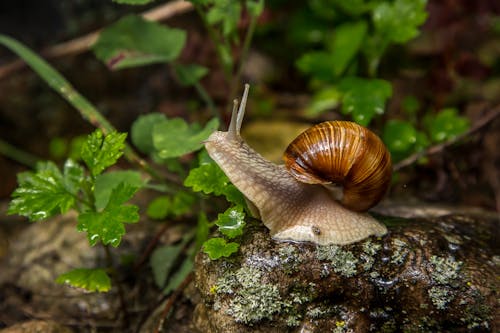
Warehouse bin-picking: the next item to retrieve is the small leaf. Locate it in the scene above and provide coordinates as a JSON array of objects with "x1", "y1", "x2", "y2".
[
  {"x1": 216, "y1": 206, "x2": 246, "y2": 239},
  {"x1": 326, "y1": 21, "x2": 367, "y2": 77},
  {"x1": 203, "y1": 237, "x2": 239, "y2": 260},
  {"x1": 8, "y1": 161, "x2": 81, "y2": 221},
  {"x1": 424, "y1": 108, "x2": 470, "y2": 143},
  {"x1": 184, "y1": 162, "x2": 230, "y2": 195},
  {"x1": 153, "y1": 118, "x2": 219, "y2": 159},
  {"x1": 296, "y1": 51, "x2": 336, "y2": 82},
  {"x1": 131, "y1": 113, "x2": 167, "y2": 154},
  {"x1": 146, "y1": 191, "x2": 195, "y2": 219},
  {"x1": 306, "y1": 87, "x2": 342, "y2": 117},
  {"x1": 246, "y1": 0, "x2": 264, "y2": 17},
  {"x1": 206, "y1": 1, "x2": 242, "y2": 37},
  {"x1": 382, "y1": 119, "x2": 418, "y2": 154},
  {"x1": 173, "y1": 64, "x2": 208, "y2": 86},
  {"x1": 56, "y1": 268, "x2": 111, "y2": 292},
  {"x1": 93, "y1": 15, "x2": 186, "y2": 70},
  {"x1": 338, "y1": 77, "x2": 392, "y2": 126},
  {"x1": 94, "y1": 171, "x2": 145, "y2": 210},
  {"x1": 373, "y1": 0, "x2": 428, "y2": 44},
  {"x1": 81, "y1": 130, "x2": 127, "y2": 177},
  {"x1": 77, "y1": 183, "x2": 139, "y2": 247},
  {"x1": 150, "y1": 244, "x2": 183, "y2": 288}
]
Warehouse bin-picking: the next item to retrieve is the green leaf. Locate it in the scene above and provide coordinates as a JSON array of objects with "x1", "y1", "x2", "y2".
[
  {"x1": 150, "y1": 244, "x2": 184, "y2": 288},
  {"x1": 8, "y1": 161, "x2": 82, "y2": 221},
  {"x1": 373, "y1": 0, "x2": 428, "y2": 44},
  {"x1": 56, "y1": 268, "x2": 111, "y2": 292},
  {"x1": 146, "y1": 191, "x2": 195, "y2": 219},
  {"x1": 424, "y1": 108, "x2": 470, "y2": 143},
  {"x1": 382, "y1": 119, "x2": 418, "y2": 153},
  {"x1": 203, "y1": 237, "x2": 239, "y2": 260},
  {"x1": 94, "y1": 171, "x2": 145, "y2": 210},
  {"x1": 206, "y1": 1, "x2": 242, "y2": 37},
  {"x1": 131, "y1": 113, "x2": 167, "y2": 154},
  {"x1": 216, "y1": 206, "x2": 245, "y2": 239},
  {"x1": 338, "y1": 77, "x2": 392, "y2": 126},
  {"x1": 326, "y1": 21, "x2": 367, "y2": 77},
  {"x1": 306, "y1": 87, "x2": 342, "y2": 116},
  {"x1": 81, "y1": 130, "x2": 127, "y2": 177},
  {"x1": 184, "y1": 162, "x2": 229, "y2": 195},
  {"x1": 173, "y1": 64, "x2": 209, "y2": 86},
  {"x1": 296, "y1": 51, "x2": 336, "y2": 82},
  {"x1": 246, "y1": 0, "x2": 264, "y2": 17},
  {"x1": 77, "y1": 183, "x2": 139, "y2": 247},
  {"x1": 195, "y1": 212, "x2": 211, "y2": 250},
  {"x1": 163, "y1": 258, "x2": 193, "y2": 294},
  {"x1": 93, "y1": 15, "x2": 186, "y2": 70},
  {"x1": 153, "y1": 118, "x2": 219, "y2": 159},
  {"x1": 113, "y1": 0, "x2": 155, "y2": 4}
]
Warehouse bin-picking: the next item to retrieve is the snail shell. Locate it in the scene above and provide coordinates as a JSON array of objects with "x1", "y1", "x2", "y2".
[{"x1": 284, "y1": 121, "x2": 392, "y2": 212}]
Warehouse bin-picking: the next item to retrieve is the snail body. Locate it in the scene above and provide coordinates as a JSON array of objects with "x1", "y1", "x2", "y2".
[{"x1": 204, "y1": 85, "x2": 391, "y2": 245}]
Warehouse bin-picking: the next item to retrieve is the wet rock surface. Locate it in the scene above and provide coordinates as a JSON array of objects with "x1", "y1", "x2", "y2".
[{"x1": 193, "y1": 213, "x2": 499, "y2": 332}]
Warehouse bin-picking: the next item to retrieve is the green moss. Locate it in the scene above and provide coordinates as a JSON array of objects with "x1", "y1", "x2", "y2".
[{"x1": 316, "y1": 245, "x2": 358, "y2": 277}]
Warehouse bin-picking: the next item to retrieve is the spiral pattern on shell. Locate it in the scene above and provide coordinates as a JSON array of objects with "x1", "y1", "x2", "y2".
[{"x1": 283, "y1": 121, "x2": 392, "y2": 212}]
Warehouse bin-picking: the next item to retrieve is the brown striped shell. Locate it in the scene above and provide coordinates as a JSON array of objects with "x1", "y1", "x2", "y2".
[{"x1": 283, "y1": 121, "x2": 392, "y2": 212}]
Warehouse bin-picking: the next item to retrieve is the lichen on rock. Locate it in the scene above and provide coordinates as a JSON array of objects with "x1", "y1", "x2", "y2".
[{"x1": 193, "y1": 213, "x2": 499, "y2": 333}]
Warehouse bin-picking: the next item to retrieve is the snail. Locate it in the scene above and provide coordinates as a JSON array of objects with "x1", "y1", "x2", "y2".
[{"x1": 204, "y1": 84, "x2": 391, "y2": 245}]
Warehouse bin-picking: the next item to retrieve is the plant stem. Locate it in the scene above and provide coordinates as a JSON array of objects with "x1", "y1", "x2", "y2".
[
  {"x1": 104, "y1": 245, "x2": 130, "y2": 329},
  {"x1": 227, "y1": 8, "x2": 259, "y2": 114},
  {"x1": 193, "y1": 80, "x2": 220, "y2": 122},
  {"x1": 0, "y1": 34, "x2": 164, "y2": 183},
  {"x1": 0, "y1": 138, "x2": 39, "y2": 168}
]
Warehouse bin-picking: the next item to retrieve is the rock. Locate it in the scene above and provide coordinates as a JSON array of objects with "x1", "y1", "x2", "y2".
[
  {"x1": 193, "y1": 213, "x2": 499, "y2": 332},
  {"x1": 0, "y1": 320, "x2": 74, "y2": 333}
]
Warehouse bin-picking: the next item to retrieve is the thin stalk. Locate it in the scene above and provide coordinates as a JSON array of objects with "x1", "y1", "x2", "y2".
[
  {"x1": 104, "y1": 245, "x2": 130, "y2": 329},
  {"x1": 227, "y1": 9, "x2": 259, "y2": 114},
  {"x1": 0, "y1": 34, "x2": 164, "y2": 183},
  {"x1": 0, "y1": 138, "x2": 39, "y2": 168},
  {"x1": 193, "y1": 80, "x2": 220, "y2": 122},
  {"x1": 193, "y1": 5, "x2": 233, "y2": 81}
]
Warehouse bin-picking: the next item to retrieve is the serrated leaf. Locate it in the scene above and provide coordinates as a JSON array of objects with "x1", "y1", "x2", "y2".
[
  {"x1": 77, "y1": 183, "x2": 139, "y2": 247},
  {"x1": 131, "y1": 113, "x2": 167, "y2": 154},
  {"x1": 153, "y1": 117, "x2": 219, "y2": 159},
  {"x1": 173, "y1": 64, "x2": 208, "y2": 86},
  {"x1": 216, "y1": 206, "x2": 245, "y2": 238},
  {"x1": 150, "y1": 244, "x2": 183, "y2": 288},
  {"x1": 94, "y1": 170, "x2": 145, "y2": 210},
  {"x1": 81, "y1": 130, "x2": 127, "y2": 177},
  {"x1": 203, "y1": 237, "x2": 239, "y2": 260},
  {"x1": 113, "y1": 0, "x2": 155, "y2": 4},
  {"x1": 327, "y1": 21, "x2": 367, "y2": 77},
  {"x1": 8, "y1": 161, "x2": 81, "y2": 221},
  {"x1": 338, "y1": 77, "x2": 392, "y2": 126},
  {"x1": 373, "y1": 0, "x2": 428, "y2": 44},
  {"x1": 56, "y1": 268, "x2": 111, "y2": 292},
  {"x1": 93, "y1": 15, "x2": 186, "y2": 70},
  {"x1": 184, "y1": 162, "x2": 229, "y2": 195}
]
